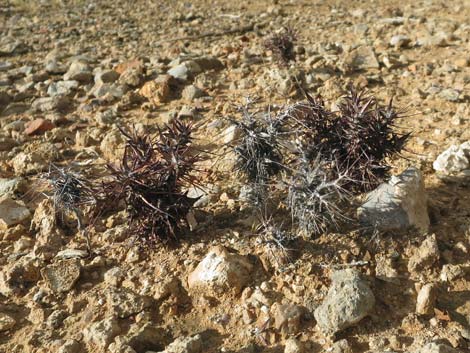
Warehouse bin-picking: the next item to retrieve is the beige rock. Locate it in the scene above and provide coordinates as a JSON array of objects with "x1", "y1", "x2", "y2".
[
  {"x1": 100, "y1": 129, "x2": 124, "y2": 161},
  {"x1": 284, "y1": 337, "x2": 303, "y2": 353},
  {"x1": 0, "y1": 313, "x2": 16, "y2": 331},
  {"x1": 31, "y1": 199, "x2": 64, "y2": 259},
  {"x1": 418, "y1": 342, "x2": 461, "y2": 353},
  {"x1": 330, "y1": 339, "x2": 353, "y2": 353},
  {"x1": 115, "y1": 59, "x2": 143, "y2": 75},
  {"x1": 83, "y1": 317, "x2": 121, "y2": 349},
  {"x1": 106, "y1": 288, "x2": 151, "y2": 318},
  {"x1": 0, "y1": 256, "x2": 40, "y2": 297},
  {"x1": 0, "y1": 196, "x2": 30, "y2": 229},
  {"x1": 139, "y1": 75, "x2": 176, "y2": 105},
  {"x1": 344, "y1": 46, "x2": 380, "y2": 71},
  {"x1": 12, "y1": 143, "x2": 58, "y2": 175},
  {"x1": 416, "y1": 283, "x2": 437, "y2": 315},
  {"x1": 408, "y1": 235, "x2": 440, "y2": 275},
  {"x1": 272, "y1": 303, "x2": 305, "y2": 336},
  {"x1": 41, "y1": 260, "x2": 81, "y2": 293},
  {"x1": 188, "y1": 246, "x2": 253, "y2": 295}
]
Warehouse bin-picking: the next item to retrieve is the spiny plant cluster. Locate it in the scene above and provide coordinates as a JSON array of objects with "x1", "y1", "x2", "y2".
[
  {"x1": 42, "y1": 164, "x2": 97, "y2": 229},
  {"x1": 287, "y1": 88, "x2": 410, "y2": 191},
  {"x1": 263, "y1": 27, "x2": 297, "y2": 66},
  {"x1": 44, "y1": 119, "x2": 202, "y2": 250},
  {"x1": 231, "y1": 86, "x2": 409, "y2": 241},
  {"x1": 230, "y1": 105, "x2": 284, "y2": 204},
  {"x1": 100, "y1": 119, "x2": 201, "y2": 247}
]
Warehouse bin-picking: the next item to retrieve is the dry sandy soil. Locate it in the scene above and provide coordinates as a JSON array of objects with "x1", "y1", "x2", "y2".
[{"x1": 0, "y1": 0, "x2": 469, "y2": 352}]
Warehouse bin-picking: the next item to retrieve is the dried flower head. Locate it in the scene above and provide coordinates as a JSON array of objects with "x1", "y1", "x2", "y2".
[{"x1": 264, "y1": 27, "x2": 297, "y2": 66}]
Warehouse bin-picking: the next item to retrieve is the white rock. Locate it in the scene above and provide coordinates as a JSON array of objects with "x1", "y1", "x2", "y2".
[
  {"x1": 390, "y1": 35, "x2": 411, "y2": 48},
  {"x1": 433, "y1": 141, "x2": 470, "y2": 176},
  {"x1": 167, "y1": 61, "x2": 201, "y2": 81},
  {"x1": 188, "y1": 246, "x2": 253, "y2": 295},
  {"x1": 0, "y1": 178, "x2": 23, "y2": 197},
  {"x1": 47, "y1": 80, "x2": 79, "y2": 97},
  {"x1": 157, "y1": 334, "x2": 202, "y2": 353},
  {"x1": 64, "y1": 61, "x2": 93, "y2": 83},
  {"x1": 222, "y1": 124, "x2": 240, "y2": 145},
  {"x1": 440, "y1": 264, "x2": 465, "y2": 282},
  {"x1": 104, "y1": 267, "x2": 125, "y2": 286},
  {"x1": 284, "y1": 338, "x2": 303, "y2": 353},
  {"x1": 358, "y1": 168, "x2": 430, "y2": 233},
  {"x1": 56, "y1": 249, "x2": 89, "y2": 259}
]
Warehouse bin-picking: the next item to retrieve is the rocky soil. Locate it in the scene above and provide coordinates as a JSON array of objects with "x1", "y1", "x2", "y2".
[{"x1": 1, "y1": 0, "x2": 470, "y2": 352}]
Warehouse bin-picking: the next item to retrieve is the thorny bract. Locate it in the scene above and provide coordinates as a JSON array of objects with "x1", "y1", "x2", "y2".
[{"x1": 257, "y1": 215, "x2": 296, "y2": 267}]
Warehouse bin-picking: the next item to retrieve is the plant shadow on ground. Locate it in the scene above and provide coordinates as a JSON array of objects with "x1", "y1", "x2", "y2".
[{"x1": 329, "y1": 178, "x2": 470, "y2": 343}]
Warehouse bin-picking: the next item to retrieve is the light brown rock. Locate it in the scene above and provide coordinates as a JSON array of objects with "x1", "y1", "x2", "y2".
[
  {"x1": 0, "y1": 196, "x2": 30, "y2": 230},
  {"x1": 0, "y1": 313, "x2": 16, "y2": 331},
  {"x1": 139, "y1": 75, "x2": 176, "y2": 104},
  {"x1": 272, "y1": 303, "x2": 305, "y2": 336},
  {"x1": 41, "y1": 260, "x2": 81, "y2": 293},
  {"x1": 416, "y1": 283, "x2": 437, "y2": 315},
  {"x1": 188, "y1": 246, "x2": 253, "y2": 295},
  {"x1": 408, "y1": 235, "x2": 440, "y2": 275}
]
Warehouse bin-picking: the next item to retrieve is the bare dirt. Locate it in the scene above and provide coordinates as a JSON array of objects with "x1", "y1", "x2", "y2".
[{"x1": 0, "y1": 0, "x2": 469, "y2": 352}]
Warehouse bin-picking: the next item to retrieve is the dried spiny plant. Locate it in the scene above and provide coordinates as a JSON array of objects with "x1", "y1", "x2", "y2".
[
  {"x1": 287, "y1": 155, "x2": 350, "y2": 235},
  {"x1": 42, "y1": 164, "x2": 96, "y2": 253},
  {"x1": 257, "y1": 215, "x2": 296, "y2": 267},
  {"x1": 334, "y1": 87, "x2": 410, "y2": 189},
  {"x1": 230, "y1": 106, "x2": 284, "y2": 204},
  {"x1": 101, "y1": 119, "x2": 201, "y2": 247},
  {"x1": 264, "y1": 27, "x2": 297, "y2": 66},
  {"x1": 43, "y1": 164, "x2": 96, "y2": 229},
  {"x1": 285, "y1": 86, "x2": 409, "y2": 191},
  {"x1": 282, "y1": 92, "x2": 334, "y2": 160}
]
